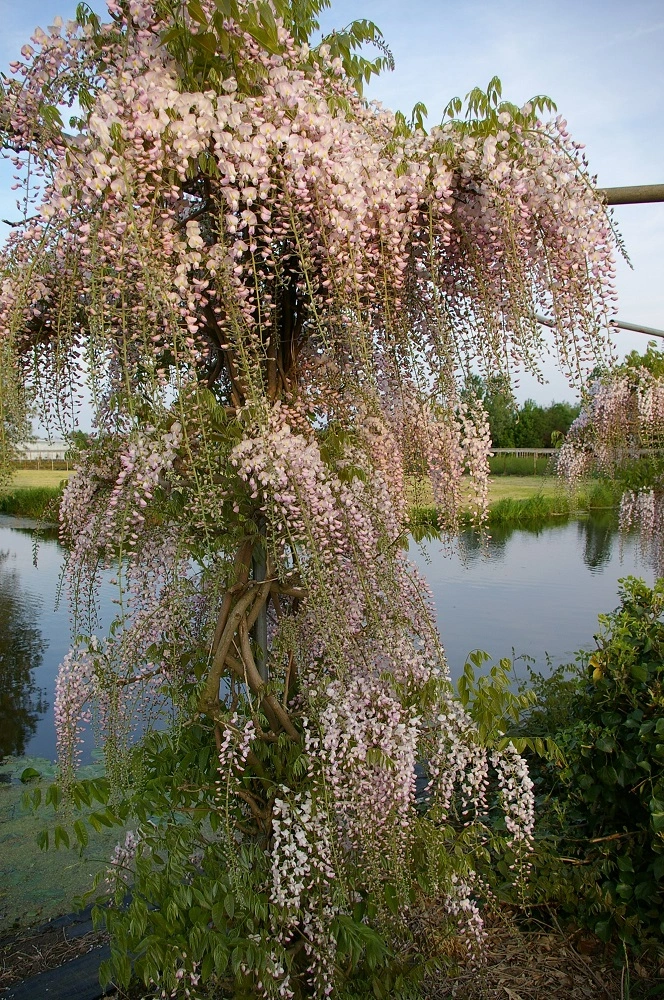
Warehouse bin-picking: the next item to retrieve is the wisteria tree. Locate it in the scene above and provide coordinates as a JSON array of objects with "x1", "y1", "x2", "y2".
[
  {"x1": 0, "y1": 1, "x2": 619, "y2": 996},
  {"x1": 558, "y1": 344, "x2": 664, "y2": 575}
]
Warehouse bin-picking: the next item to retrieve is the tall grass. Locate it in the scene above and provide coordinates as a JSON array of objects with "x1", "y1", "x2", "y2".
[
  {"x1": 0, "y1": 487, "x2": 62, "y2": 520},
  {"x1": 410, "y1": 479, "x2": 620, "y2": 531},
  {"x1": 488, "y1": 454, "x2": 553, "y2": 476},
  {"x1": 485, "y1": 480, "x2": 617, "y2": 524},
  {"x1": 0, "y1": 476, "x2": 621, "y2": 529}
]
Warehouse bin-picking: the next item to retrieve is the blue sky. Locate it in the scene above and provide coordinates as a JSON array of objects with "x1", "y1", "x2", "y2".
[{"x1": 1, "y1": 0, "x2": 662, "y2": 405}]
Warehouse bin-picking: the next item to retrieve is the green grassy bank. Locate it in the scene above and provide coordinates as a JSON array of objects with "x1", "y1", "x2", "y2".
[
  {"x1": 0, "y1": 471, "x2": 621, "y2": 525},
  {"x1": 0, "y1": 486, "x2": 63, "y2": 520},
  {"x1": 410, "y1": 478, "x2": 619, "y2": 531},
  {"x1": 0, "y1": 470, "x2": 71, "y2": 519}
]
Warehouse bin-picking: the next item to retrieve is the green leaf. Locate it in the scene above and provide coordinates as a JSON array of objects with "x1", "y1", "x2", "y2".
[
  {"x1": 88, "y1": 813, "x2": 104, "y2": 834},
  {"x1": 46, "y1": 784, "x2": 61, "y2": 808},
  {"x1": 594, "y1": 918, "x2": 612, "y2": 942},
  {"x1": 74, "y1": 819, "x2": 89, "y2": 849},
  {"x1": 634, "y1": 879, "x2": 656, "y2": 900},
  {"x1": 652, "y1": 812, "x2": 664, "y2": 832},
  {"x1": 383, "y1": 883, "x2": 398, "y2": 915},
  {"x1": 20, "y1": 766, "x2": 41, "y2": 783},
  {"x1": 54, "y1": 825, "x2": 70, "y2": 849},
  {"x1": 201, "y1": 953, "x2": 214, "y2": 982},
  {"x1": 89, "y1": 809, "x2": 115, "y2": 828},
  {"x1": 629, "y1": 663, "x2": 648, "y2": 682},
  {"x1": 595, "y1": 735, "x2": 615, "y2": 753},
  {"x1": 196, "y1": 31, "x2": 219, "y2": 56},
  {"x1": 187, "y1": 0, "x2": 208, "y2": 26},
  {"x1": 42, "y1": 104, "x2": 64, "y2": 129}
]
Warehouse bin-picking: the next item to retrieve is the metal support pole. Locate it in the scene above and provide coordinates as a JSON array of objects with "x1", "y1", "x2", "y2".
[
  {"x1": 535, "y1": 313, "x2": 664, "y2": 340},
  {"x1": 598, "y1": 184, "x2": 664, "y2": 205}
]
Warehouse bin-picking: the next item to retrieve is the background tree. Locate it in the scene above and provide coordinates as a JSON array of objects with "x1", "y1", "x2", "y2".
[
  {"x1": 0, "y1": 1, "x2": 617, "y2": 995},
  {"x1": 464, "y1": 376, "x2": 580, "y2": 448},
  {"x1": 513, "y1": 398, "x2": 580, "y2": 449}
]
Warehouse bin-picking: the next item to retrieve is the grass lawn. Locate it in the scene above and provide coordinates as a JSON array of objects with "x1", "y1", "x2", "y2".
[
  {"x1": 2, "y1": 469, "x2": 72, "y2": 490},
  {"x1": 407, "y1": 474, "x2": 566, "y2": 509},
  {"x1": 0, "y1": 470, "x2": 582, "y2": 508},
  {"x1": 486, "y1": 476, "x2": 563, "y2": 503}
]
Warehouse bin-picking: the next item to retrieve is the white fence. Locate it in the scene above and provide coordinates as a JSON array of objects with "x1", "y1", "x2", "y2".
[{"x1": 491, "y1": 448, "x2": 557, "y2": 457}]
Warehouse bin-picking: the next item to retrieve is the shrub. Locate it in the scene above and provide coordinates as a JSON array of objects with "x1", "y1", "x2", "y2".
[
  {"x1": 488, "y1": 455, "x2": 552, "y2": 476},
  {"x1": 515, "y1": 578, "x2": 664, "y2": 953}
]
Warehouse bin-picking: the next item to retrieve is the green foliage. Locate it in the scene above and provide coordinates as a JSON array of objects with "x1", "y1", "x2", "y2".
[
  {"x1": 149, "y1": 0, "x2": 392, "y2": 99},
  {"x1": 47, "y1": 722, "x2": 423, "y2": 997},
  {"x1": 409, "y1": 480, "x2": 618, "y2": 535},
  {"x1": 441, "y1": 77, "x2": 556, "y2": 142},
  {"x1": 64, "y1": 429, "x2": 92, "y2": 461},
  {"x1": 33, "y1": 679, "x2": 541, "y2": 997},
  {"x1": 515, "y1": 578, "x2": 664, "y2": 953},
  {"x1": 463, "y1": 376, "x2": 580, "y2": 450},
  {"x1": 0, "y1": 485, "x2": 63, "y2": 519},
  {"x1": 456, "y1": 651, "x2": 547, "y2": 755},
  {"x1": 488, "y1": 455, "x2": 552, "y2": 476},
  {"x1": 512, "y1": 398, "x2": 580, "y2": 449},
  {"x1": 617, "y1": 342, "x2": 664, "y2": 381}
]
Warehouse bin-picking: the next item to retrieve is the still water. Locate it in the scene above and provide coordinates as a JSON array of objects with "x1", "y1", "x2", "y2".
[
  {"x1": 0, "y1": 512, "x2": 655, "y2": 764},
  {"x1": 409, "y1": 512, "x2": 654, "y2": 682}
]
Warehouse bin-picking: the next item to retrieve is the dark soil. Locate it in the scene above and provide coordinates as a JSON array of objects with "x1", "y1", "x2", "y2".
[{"x1": 0, "y1": 920, "x2": 107, "y2": 992}]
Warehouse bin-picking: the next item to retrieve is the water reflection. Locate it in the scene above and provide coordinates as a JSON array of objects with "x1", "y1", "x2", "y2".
[
  {"x1": 0, "y1": 510, "x2": 656, "y2": 763},
  {"x1": 410, "y1": 511, "x2": 653, "y2": 684},
  {"x1": 456, "y1": 510, "x2": 621, "y2": 574},
  {"x1": 0, "y1": 549, "x2": 48, "y2": 758},
  {"x1": 576, "y1": 510, "x2": 619, "y2": 571}
]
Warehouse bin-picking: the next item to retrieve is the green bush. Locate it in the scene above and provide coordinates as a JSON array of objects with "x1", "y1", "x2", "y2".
[{"x1": 515, "y1": 577, "x2": 664, "y2": 953}]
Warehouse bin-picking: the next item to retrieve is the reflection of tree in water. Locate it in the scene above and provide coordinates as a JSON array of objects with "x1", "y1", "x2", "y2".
[
  {"x1": 458, "y1": 525, "x2": 507, "y2": 563},
  {"x1": 576, "y1": 511, "x2": 618, "y2": 571},
  {"x1": 0, "y1": 550, "x2": 47, "y2": 759},
  {"x1": 460, "y1": 514, "x2": 621, "y2": 572}
]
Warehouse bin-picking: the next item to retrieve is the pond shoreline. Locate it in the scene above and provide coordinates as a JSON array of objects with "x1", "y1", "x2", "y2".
[{"x1": 0, "y1": 476, "x2": 620, "y2": 526}]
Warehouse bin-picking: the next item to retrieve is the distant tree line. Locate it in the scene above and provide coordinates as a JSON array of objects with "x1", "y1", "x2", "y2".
[{"x1": 467, "y1": 376, "x2": 580, "y2": 448}]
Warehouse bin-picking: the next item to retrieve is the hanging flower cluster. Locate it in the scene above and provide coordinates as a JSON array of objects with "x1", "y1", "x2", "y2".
[
  {"x1": 619, "y1": 489, "x2": 664, "y2": 577},
  {"x1": 270, "y1": 789, "x2": 338, "y2": 999},
  {"x1": 0, "y1": 0, "x2": 618, "y2": 995},
  {"x1": 557, "y1": 359, "x2": 664, "y2": 574}
]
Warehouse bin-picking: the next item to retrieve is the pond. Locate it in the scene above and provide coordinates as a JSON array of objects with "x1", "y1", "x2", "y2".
[
  {"x1": 408, "y1": 512, "x2": 654, "y2": 683},
  {"x1": 0, "y1": 511, "x2": 656, "y2": 766}
]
